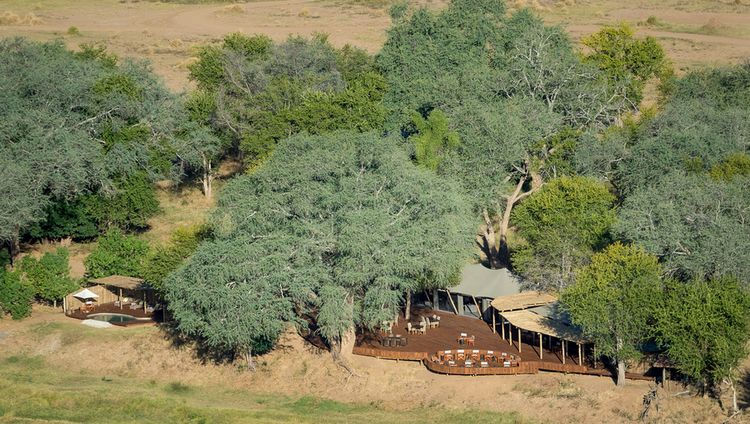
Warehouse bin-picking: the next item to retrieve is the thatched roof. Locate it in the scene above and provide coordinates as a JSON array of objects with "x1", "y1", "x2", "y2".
[
  {"x1": 490, "y1": 292, "x2": 557, "y2": 312},
  {"x1": 501, "y1": 306, "x2": 586, "y2": 343},
  {"x1": 89, "y1": 275, "x2": 147, "y2": 290}
]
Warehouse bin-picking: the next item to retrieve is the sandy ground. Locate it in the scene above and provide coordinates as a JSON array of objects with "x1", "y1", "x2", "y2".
[
  {"x1": 0, "y1": 309, "x2": 736, "y2": 423},
  {"x1": 1, "y1": 0, "x2": 749, "y2": 91}
]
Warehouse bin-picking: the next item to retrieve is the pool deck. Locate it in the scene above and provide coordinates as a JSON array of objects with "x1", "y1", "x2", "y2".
[{"x1": 66, "y1": 302, "x2": 160, "y2": 326}]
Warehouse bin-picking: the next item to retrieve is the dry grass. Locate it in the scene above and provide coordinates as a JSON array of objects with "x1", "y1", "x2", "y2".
[
  {"x1": 0, "y1": 11, "x2": 43, "y2": 26},
  {"x1": 140, "y1": 185, "x2": 215, "y2": 245}
]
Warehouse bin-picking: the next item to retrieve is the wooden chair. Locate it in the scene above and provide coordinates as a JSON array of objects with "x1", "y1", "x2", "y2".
[
  {"x1": 467, "y1": 336, "x2": 475, "y2": 347},
  {"x1": 456, "y1": 352, "x2": 466, "y2": 361}
]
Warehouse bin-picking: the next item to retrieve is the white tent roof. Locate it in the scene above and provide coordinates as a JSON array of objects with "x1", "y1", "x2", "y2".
[
  {"x1": 73, "y1": 288, "x2": 99, "y2": 300},
  {"x1": 447, "y1": 264, "x2": 522, "y2": 299}
]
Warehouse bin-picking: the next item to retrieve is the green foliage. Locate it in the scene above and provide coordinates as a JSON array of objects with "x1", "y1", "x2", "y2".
[
  {"x1": 616, "y1": 173, "x2": 750, "y2": 283},
  {"x1": 0, "y1": 269, "x2": 34, "y2": 319},
  {"x1": 25, "y1": 199, "x2": 99, "y2": 241},
  {"x1": 166, "y1": 131, "x2": 473, "y2": 356},
  {"x1": 0, "y1": 38, "x2": 185, "y2": 251},
  {"x1": 655, "y1": 277, "x2": 750, "y2": 389},
  {"x1": 409, "y1": 109, "x2": 459, "y2": 171},
  {"x1": 616, "y1": 63, "x2": 750, "y2": 194},
  {"x1": 562, "y1": 243, "x2": 662, "y2": 366},
  {"x1": 92, "y1": 73, "x2": 143, "y2": 101},
  {"x1": 189, "y1": 33, "x2": 385, "y2": 167},
  {"x1": 511, "y1": 176, "x2": 616, "y2": 290},
  {"x1": 85, "y1": 173, "x2": 160, "y2": 231},
  {"x1": 582, "y1": 23, "x2": 669, "y2": 106},
  {"x1": 84, "y1": 229, "x2": 149, "y2": 278},
  {"x1": 18, "y1": 248, "x2": 78, "y2": 305},
  {"x1": 709, "y1": 152, "x2": 750, "y2": 181},
  {"x1": 142, "y1": 226, "x2": 203, "y2": 294}
]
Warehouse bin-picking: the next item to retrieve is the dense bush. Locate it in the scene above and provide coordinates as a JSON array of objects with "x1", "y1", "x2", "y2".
[
  {"x1": 19, "y1": 248, "x2": 78, "y2": 307},
  {"x1": 188, "y1": 33, "x2": 386, "y2": 167},
  {"x1": 84, "y1": 229, "x2": 149, "y2": 278},
  {"x1": 0, "y1": 269, "x2": 34, "y2": 320},
  {"x1": 142, "y1": 226, "x2": 203, "y2": 294}
]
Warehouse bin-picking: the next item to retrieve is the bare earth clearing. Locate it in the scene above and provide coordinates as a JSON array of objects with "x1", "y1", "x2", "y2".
[
  {"x1": 1, "y1": 0, "x2": 749, "y2": 90},
  {"x1": 0, "y1": 310, "x2": 730, "y2": 423}
]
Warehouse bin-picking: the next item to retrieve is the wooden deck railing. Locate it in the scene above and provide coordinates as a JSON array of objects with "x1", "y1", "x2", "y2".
[{"x1": 352, "y1": 346, "x2": 428, "y2": 361}]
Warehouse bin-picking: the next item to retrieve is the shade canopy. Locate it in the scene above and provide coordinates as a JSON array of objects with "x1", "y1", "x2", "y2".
[
  {"x1": 73, "y1": 288, "x2": 99, "y2": 300},
  {"x1": 501, "y1": 305, "x2": 586, "y2": 343},
  {"x1": 490, "y1": 292, "x2": 557, "y2": 312},
  {"x1": 448, "y1": 264, "x2": 522, "y2": 299},
  {"x1": 89, "y1": 275, "x2": 147, "y2": 290}
]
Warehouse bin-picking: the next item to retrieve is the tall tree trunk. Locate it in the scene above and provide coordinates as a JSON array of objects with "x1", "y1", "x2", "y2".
[
  {"x1": 243, "y1": 347, "x2": 256, "y2": 371},
  {"x1": 202, "y1": 154, "x2": 213, "y2": 199},
  {"x1": 7, "y1": 230, "x2": 20, "y2": 267},
  {"x1": 616, "y1": 337, "x2": 626, "y2": 387},
  {"x1": 481, "y1": 209, "x2": 500, "y2": 268},
  {"x1": 617, "y1": 359, "x2": 626, "y2": 387},
  {"x1": 405, "y1": 288, "x2": 411, "y2": 321}
]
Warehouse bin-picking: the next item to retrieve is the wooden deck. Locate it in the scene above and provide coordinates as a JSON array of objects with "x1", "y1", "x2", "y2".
[
  {"x1": 354, "y1": 308, "x2": 651, "y2": 380},
  {"x1": 66, "y1": 302, "x2": 160, "y2": 326}
]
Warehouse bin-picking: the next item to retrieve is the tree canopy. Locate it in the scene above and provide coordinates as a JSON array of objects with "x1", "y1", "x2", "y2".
[
  {"x1": 614, "y1": 64, "x2": 750, "y2": 283},
  {"x1": 165, "y1": 131, "x2": 474, "y2": 360},
  {"x1": 188, "y1": 33, "x2": 386, "y2": 168},
  {"x1": 377, "y1": 0, "x2": 627, "y2": 266},
  {"x1": 0, "y1": 38, "x2": 202, "y2": 261},
  {"x1": 561, "y1": 242, "x2": 663, "y2": 386},
  {"x1": 655, "y1": 276, "x2": 750, "y2": 400},
  {"x1": 511, "y1": 176, "x2": 616, "y2": 291}
]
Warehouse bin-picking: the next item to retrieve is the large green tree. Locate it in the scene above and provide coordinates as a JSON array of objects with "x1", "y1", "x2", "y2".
[
  {"x1": 582, "y1": 23, "x2": 669, "y2": 107},
  {"x1": 655, "y1": 277, "x2": 750, "y2": 412},
  {"x1": 561, "y1": 242, "x2": 663, "y2": 386},
  {"x1": 511, "y1": 176, "x2": 616, "y2": 291},
  {"x1": 0, "y1": 38, "x2": 193, "y2": 260},
  {"x1": 614, "y1": 64, "x2": 750, "y2": 283},
  {"x1": 165, "y1": 131, "x2": 473, "y2": 365},
  {"x1": 189, "y1": 33, "x2": 386, "y2": 168},
  {"x1": 378, "y1": 0, "x2": 627, "y2": 266}
]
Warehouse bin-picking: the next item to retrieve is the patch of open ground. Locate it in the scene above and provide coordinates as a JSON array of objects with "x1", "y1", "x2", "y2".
[
  {"x1": 1, "y1": 0, "x2": 748, "y2": 91},
  {"x1": 0, "y1": 310, "x2": 729, "y2": 423}
]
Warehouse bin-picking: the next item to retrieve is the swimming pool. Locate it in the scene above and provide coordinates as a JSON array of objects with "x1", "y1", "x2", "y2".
[{"x1": 87, "y1": 313, "x2": 140, "y2": 324}]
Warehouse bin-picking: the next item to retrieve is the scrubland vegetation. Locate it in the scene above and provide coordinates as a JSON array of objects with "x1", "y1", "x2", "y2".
[{"x1": 1, "y1": 0, "x2": 749, "y2": 421}]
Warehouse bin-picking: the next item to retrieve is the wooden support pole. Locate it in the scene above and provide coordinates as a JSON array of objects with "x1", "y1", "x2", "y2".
[
  {"x1": 471, "y1": 295, "x2": 481, "y2": 319},
  {"x1": 509, "y1": 323, "x2": 513, "y2": 346},
  {"x1": 445, "y1": 290, "x2": 459, "y2": 315},
  {"x1": 538, "y1": 333, "x2": 543, "y2": 360},
  {"x1": 119, "y1": 288, "x2": 123, "y2": 310},
  {"x1": 501, "y1": 315, "x2": 506, "y2": 341},
  {"x1": 562, "y1": 340, "x2": 566, "y2": 365},
  {"x1": 547, "y1": 335, "x2": 552, "y2": 350},
  {"x1": 492, "y1": 307, "x2": 496, "y2": 334},
  {"x1": 578, "y1": 343, "x2": 582, "y2": 366},
  {"x1": 518, "y1": 327, "x2": 522, "y2": 353},
  {"x1": 593, "y1": 345, "x2": 596, "y2": 368}
]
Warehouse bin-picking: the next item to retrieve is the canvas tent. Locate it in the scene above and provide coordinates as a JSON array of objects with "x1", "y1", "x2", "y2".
[{"x1": 432, "y1": 264, "x2": 523, "y2": 319}]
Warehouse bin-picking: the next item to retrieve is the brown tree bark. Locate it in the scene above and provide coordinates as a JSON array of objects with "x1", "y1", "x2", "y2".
[
  {"x1": 201, "y1": 154, "x2": 213, "y2": 199},
  {"x1": 405, "y1": 288, "x2": 412, "y2": 321},
  {"x1": 616, "y1": 337, "x2": 626, "y2": 387}
]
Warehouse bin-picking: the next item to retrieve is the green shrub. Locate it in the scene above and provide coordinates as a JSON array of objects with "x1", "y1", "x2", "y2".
[
  {"x1": 84, "y1": 229, "x2": 149, "y2": 278},
  {"x1": 0, "y1": 269, "x2": 34, "y2": 320},
  {"x1": 19, "y1": 248, "x2": 79, "y2": 307}
]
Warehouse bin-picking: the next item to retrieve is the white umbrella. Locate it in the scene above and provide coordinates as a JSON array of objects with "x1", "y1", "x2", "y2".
[{"x1": 73, "y1": 288, "x2": 99, "y2": 301}]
